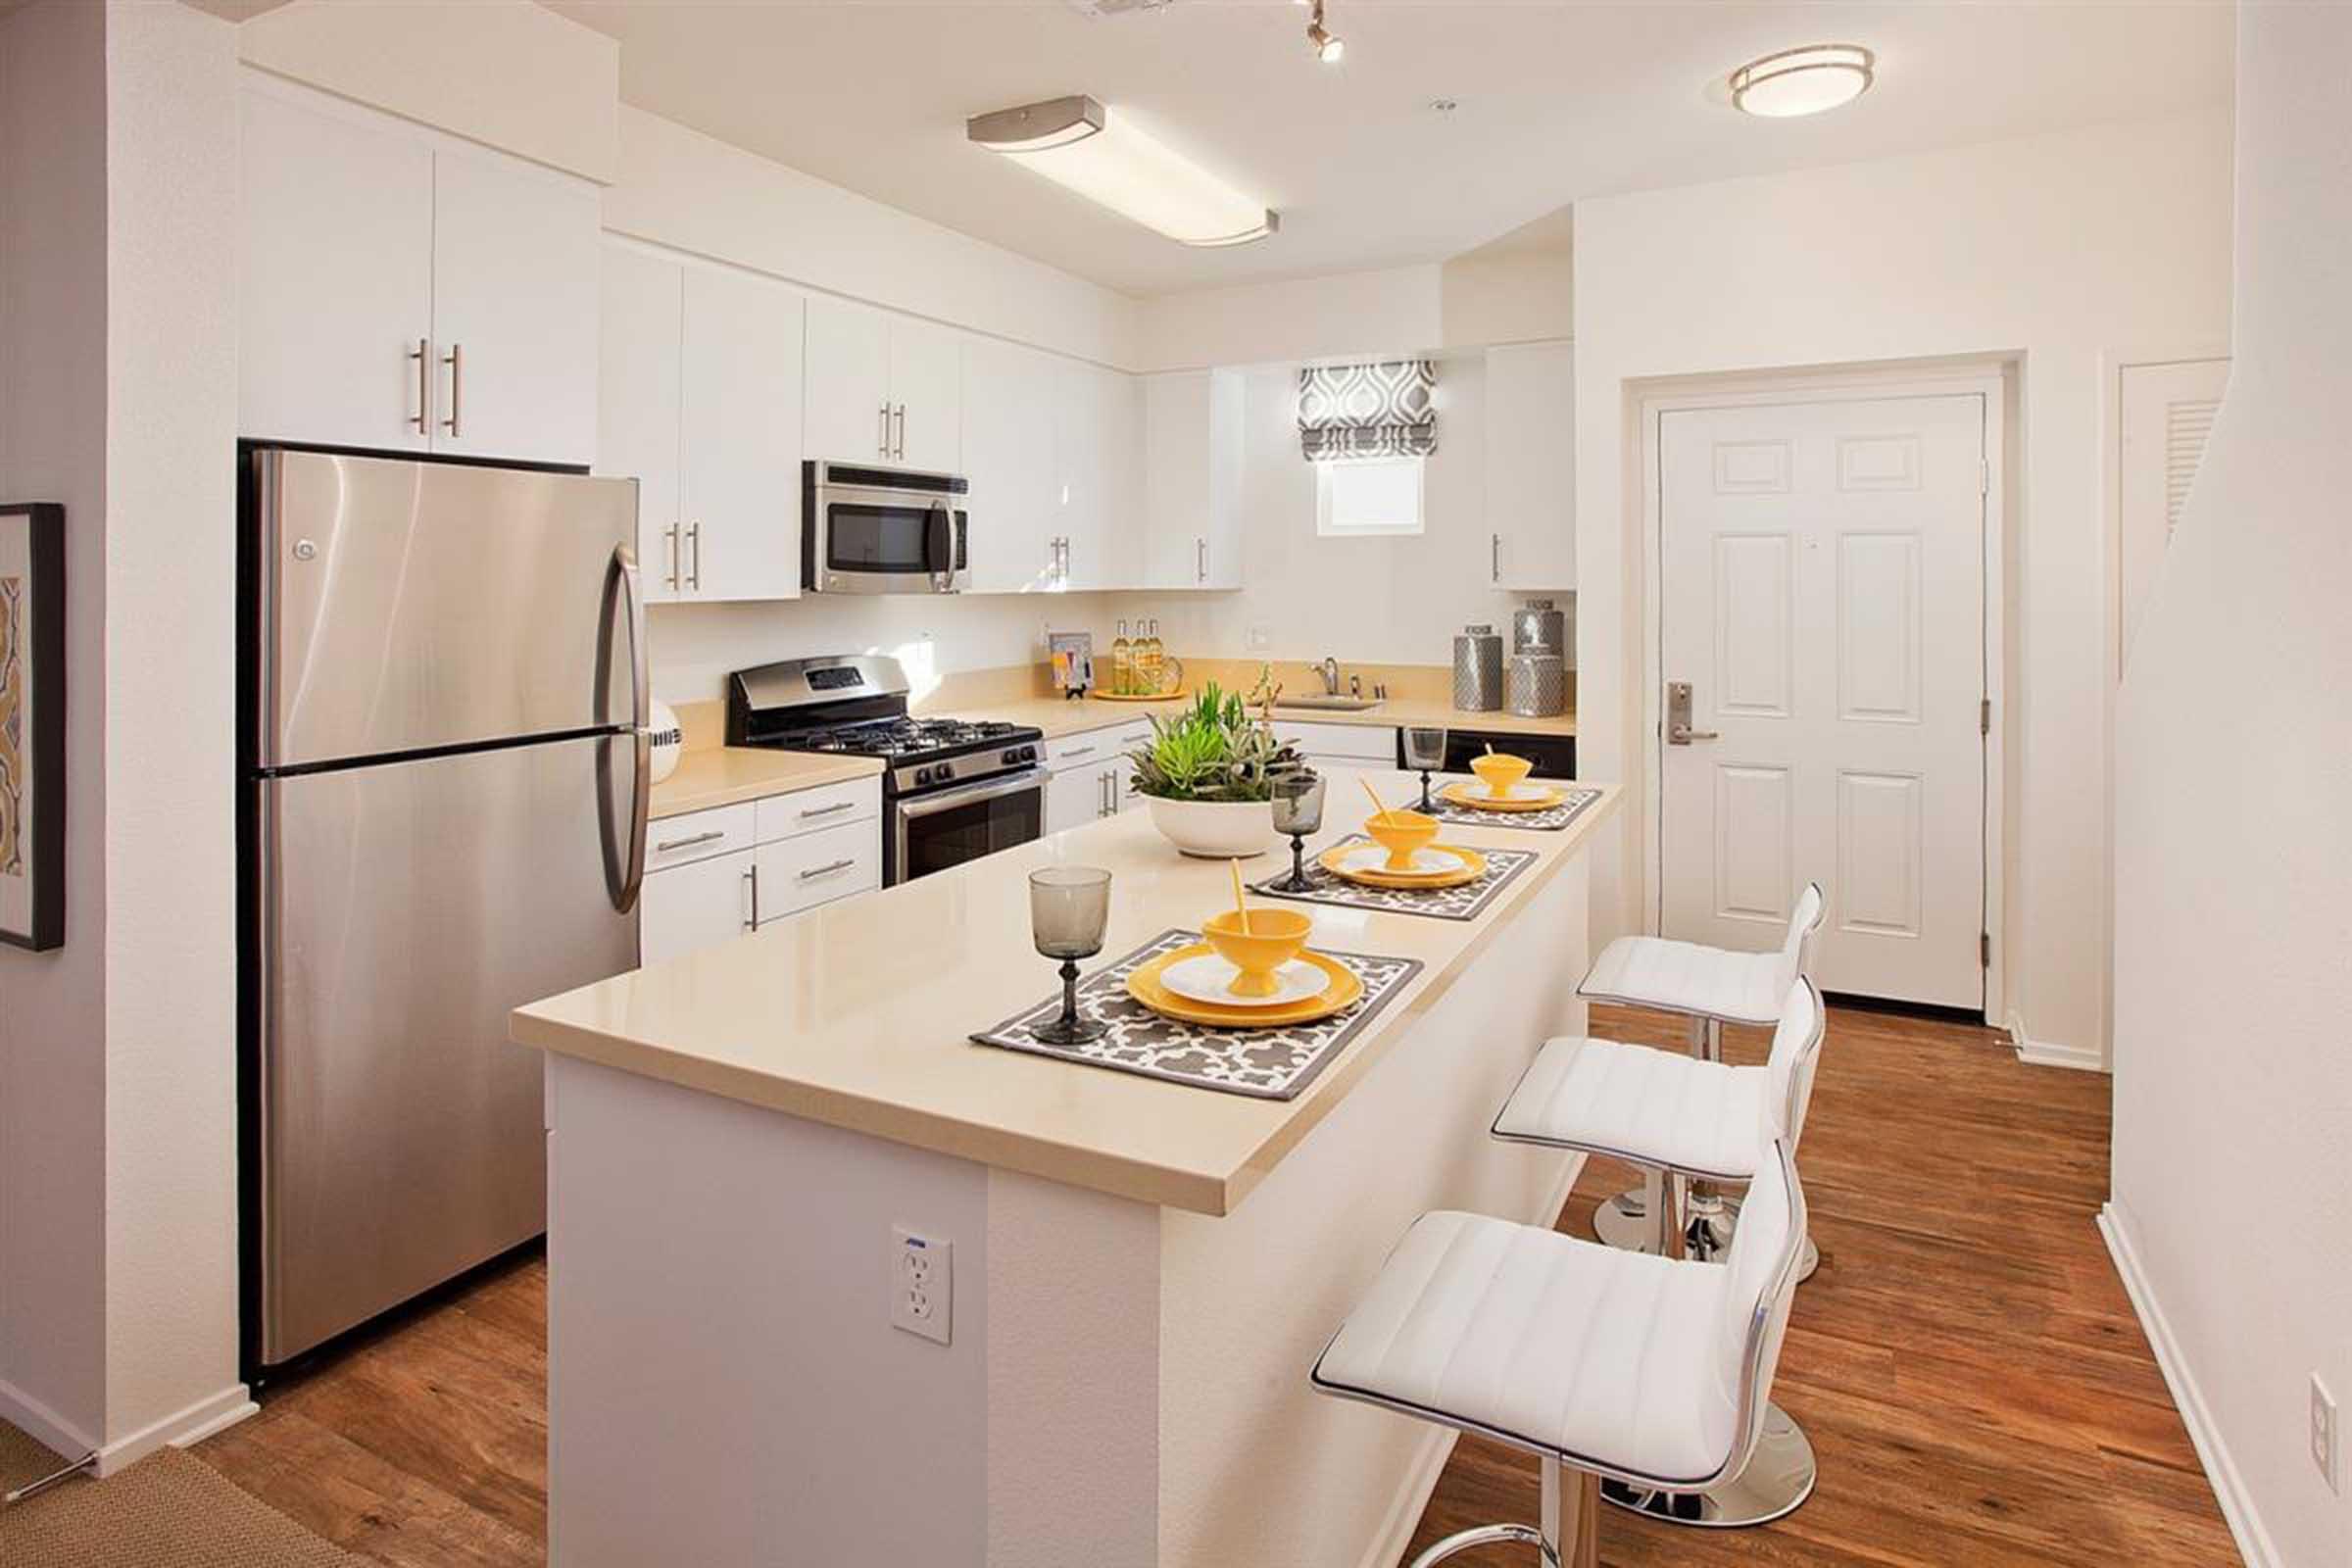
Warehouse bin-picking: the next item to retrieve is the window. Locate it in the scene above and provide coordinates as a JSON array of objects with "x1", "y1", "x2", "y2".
[{"x1": 1316, "y1": 457, "x2": 1425, "y2": 537}]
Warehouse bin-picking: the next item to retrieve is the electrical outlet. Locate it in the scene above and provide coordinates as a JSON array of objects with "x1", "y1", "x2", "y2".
[
  {"x1": 891, "y1": 1226, "x2": 952, "y2": 1346},
  {"x1": 2313, "y1": 1375, "x2": 2339, "y2": 1494},
  {"x1": 1246, "y1": 622, "x2": 1272, "y2": 652}
]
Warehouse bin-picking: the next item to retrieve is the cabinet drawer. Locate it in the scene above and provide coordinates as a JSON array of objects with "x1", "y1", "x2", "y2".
[
  {"x1": 754, "y1": 777, "x2": 881, "y2": 844},
  {"x1": 754, "y1": 819, "x2": 881, "y2": 922},
  {"x1": 1047, "y1": 726, "x2": 1134, "y2": 772},
  {"x1": 1273, "y1": 720, "x2": 1396, "y2": 762},
  {"x1": 644, "y1": 803, "x2": 756, "y2": 873}
]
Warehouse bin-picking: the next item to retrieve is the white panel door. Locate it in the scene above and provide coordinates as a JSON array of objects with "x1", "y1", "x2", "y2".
[
  {"x1": 1485, "y1": 341, "x2": 1577, "y2": 589},
  {"x1": 1658, "y1": 394, "x2": 1986, "y2": 1008},
  {"x1": 681, "y1": 267, "x2": 803, "y2": 602},
  {"x1": 239, "y1": 87, "x2": 435, "y2": 452},
  {"x1": 961, "y1": 338, "x2": 1060, "y2": 593},
  {"x1": 596, "y1": 244, "x2": 685, "y2": 602},
  {"x1": 2118, "y1": 358, "x2": 2230, "y2": 679},
  {"x1": 429, "y1": 148, "x2": 601, "y2": 466},
  {"x1": 887, "y1": 318, "x2": 964, "y2": 472},
  {"x1": 639, "y1": 851, "x2": 757, "y2": 966},
  {"x1": 804, "y1": 297, "x2": 894, "y2": 465}
]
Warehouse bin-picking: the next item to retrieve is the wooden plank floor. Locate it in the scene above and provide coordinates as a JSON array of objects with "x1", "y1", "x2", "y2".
[{"x1": 193, "y1": 1003, "x2": 2238, "y2": 1567}]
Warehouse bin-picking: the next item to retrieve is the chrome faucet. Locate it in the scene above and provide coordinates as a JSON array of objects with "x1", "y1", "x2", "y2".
[{"x1": 1318, "y1": 657, "x2": 1341, "y2": 696}]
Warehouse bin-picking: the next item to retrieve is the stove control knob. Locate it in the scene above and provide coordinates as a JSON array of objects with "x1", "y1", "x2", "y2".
[
  {"x1": 1001, "y1": 748, "x2": 1019, "y2": 765},
  {"x1": 1020, "y1": 745, "x2": 1039, "y2": 762},
  {"x1": 913, "y1": 765, "x2": 936, "y2": 786}
]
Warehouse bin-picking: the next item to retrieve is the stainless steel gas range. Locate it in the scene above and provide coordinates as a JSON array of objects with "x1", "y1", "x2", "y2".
[{"x1": 726, "y1": 655, "x2": 1047, "y2": 886}]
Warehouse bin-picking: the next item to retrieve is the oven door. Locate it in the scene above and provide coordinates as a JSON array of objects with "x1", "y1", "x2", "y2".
[
  {"x1": 808, "y1": 489, "x2": 969, "y2": 594},
  {"x1": 890, "y1": 768, "x2": 1047, "y2": 884}
]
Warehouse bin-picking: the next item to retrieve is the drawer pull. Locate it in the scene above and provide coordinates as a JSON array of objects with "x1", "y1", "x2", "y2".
[
  {"x1": 799, "y1": 800, "x2": 858, "y2": 819},
  {"x1": 798, "y1": 858, "x2": 858, "y2": 881},
  {"x1": 1058, "y1": 745, "x2": 1097, "y2": 760},
  {"x1": 654, "y1": 829, "x2": 726, "y2": 854}
]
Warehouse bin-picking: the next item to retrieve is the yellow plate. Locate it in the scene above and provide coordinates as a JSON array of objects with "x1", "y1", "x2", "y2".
[
  {"x1": 1439, "y1": 778, "x2": 1568, "y2": 814},
  {"x1": 1126, "y1": 943, "x2": 1364, "y2": 1029},
  {"x1": 1091, "y1": 688, "x2": 1186, "y2": 703},
  {"x1": 1318, "y1": 841, "x2": 1487, "y2": 890}
]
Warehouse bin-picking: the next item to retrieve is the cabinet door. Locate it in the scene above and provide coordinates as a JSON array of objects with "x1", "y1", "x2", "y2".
[
  {"x1": 640, "y1": 851, "x2": 757, "y2": 965},
  {"x1": 1200, "y1": 370, "x2": 1246, "y2": 589},
  {"x1": 430, "y1": 148, "x2": 601, "y2": 466},
  {"x1": 596, "y1": 245, "x2": 685, "y2": 602},
  {"x1": 804, "y1": 297, "x2": 894, "y2": 465},
  {"x1": 1109, "y1": 757, "x2": 1139, "y2": 814},
  {"x1": 1057, "y1": 364, "x2": 1141, "y2": 590},
  {"x1": 960, "y1": 338, "x2": 1059, "y2": 592},
  {"x1": 887, "y1": 318, "x2": 964, "y2": 472},
  {"x1": 1143, "y1": 372, "x2": 1209, "y2": 588},
  {"x1": 239, "y1": 88, "x2": 434, "y2": 452},
  {"x1": 1045, "y1": 766, "x2": 1101, "y2": 837},
  {"x1": 1485, "y1": 341, "x2": 1577, "y2": 590},
  {"x1": 681, "y1": 268, "x2": 803, "y2": 601}
]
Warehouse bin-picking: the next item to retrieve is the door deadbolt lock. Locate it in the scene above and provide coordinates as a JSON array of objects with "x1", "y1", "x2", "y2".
[
  {"x1": 292, "y1": 538, "x2": 318, "y2": 562},
  {"x1": 1666, "y1": 681, "x2": 1720, "y2": 746}
]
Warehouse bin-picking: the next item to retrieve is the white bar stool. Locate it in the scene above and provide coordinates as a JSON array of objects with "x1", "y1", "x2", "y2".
[
  {"x1": 1489, "y1": 978, "x2": 1827, "y2": 1529},
  {"x1": 1310, "y1": 1137, "x2": 1812, "y2": 1567},
  {"x1": 1577, "y1": 883, "x2": 1825, "y2": 1261}
]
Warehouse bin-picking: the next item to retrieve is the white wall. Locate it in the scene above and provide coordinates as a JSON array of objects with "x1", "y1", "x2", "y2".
[
  {"x1": 1134, "y1": 265, "x2": 1442, "y2": 373},
  {"x1": 0, "y1": 0, "x2": 112, "y2": 1456},
  {"x1": 2108, "y1": 10, "x2": 2352, "y2": 1565},
  {"x1": 1572, "y1": 111, "x2": 2232, "y2": 1060}
]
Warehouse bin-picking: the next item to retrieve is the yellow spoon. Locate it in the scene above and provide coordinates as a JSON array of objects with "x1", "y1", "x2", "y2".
[
  {"x1": 1228, "y1": 858, "x2": 1251, "y2": 935},
  {"x1": 1360, "y1": 776, "x2": 1390, "y2": 826}
]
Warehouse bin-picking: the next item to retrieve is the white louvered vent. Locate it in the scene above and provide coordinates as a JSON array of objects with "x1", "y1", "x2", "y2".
[{"x1": 2164, "y1": 399, "x2": 2222, "y2": 541}]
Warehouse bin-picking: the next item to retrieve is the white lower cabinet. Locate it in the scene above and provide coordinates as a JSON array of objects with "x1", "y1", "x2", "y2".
[
  {"x1": 753, "y1": 818, "x2": 882, "y2": 922},
  {"x1": 1274, "y1": 721, "x2": 1399, "y2": 773},
  {"x1": 1046, "y1": 724, "x2": 1148, "y2": 835},
  {"x1": 640, "y1": 850, "x2": 757, "y2": 965},
  {"x1": 1046, "y1": 766, "x2": 1102, "y2": 838}
]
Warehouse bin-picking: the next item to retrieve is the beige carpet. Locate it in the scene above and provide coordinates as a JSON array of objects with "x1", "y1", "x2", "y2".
[{"x1": 1, "y1": 1417, "x2": 367, "y2": 1568}]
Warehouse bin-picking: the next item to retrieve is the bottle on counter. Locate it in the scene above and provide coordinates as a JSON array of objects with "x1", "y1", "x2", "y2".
[
  {"x1": 1141, "y1": 619, "x2": 1164, "y2": 695},
  {"x1": 1110, "y1": 620, "x2": 1134, "y2": 696}
]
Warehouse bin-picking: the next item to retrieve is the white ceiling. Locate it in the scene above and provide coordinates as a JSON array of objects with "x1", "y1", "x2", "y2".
[{"x1": 553, "y1": 0, "x2": 2233, "y2": 299}]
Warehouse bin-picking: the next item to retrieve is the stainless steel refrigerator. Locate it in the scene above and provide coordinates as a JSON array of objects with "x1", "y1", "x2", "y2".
[{"x1": 241, "y1": 447, "x2": 647, "y2": 1370}]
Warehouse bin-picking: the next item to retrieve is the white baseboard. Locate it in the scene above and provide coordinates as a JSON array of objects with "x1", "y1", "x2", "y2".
[
  {"x1": 2098, "y1": 1201, "x2": 2278, "y2": 1568},
  {"x1": 0, "y1": 1374, "x2": 100, "y2": 1467},
  {"x1": 95, "y1": 1384, "x2": 255, "y2": 1477},
  {"x1": 2007, "y1": 1010, "x2": 2106, "y2": 1072},
  {"x1": 1355, "y1": 1152, "x2": 1587, "y2": 1568}
]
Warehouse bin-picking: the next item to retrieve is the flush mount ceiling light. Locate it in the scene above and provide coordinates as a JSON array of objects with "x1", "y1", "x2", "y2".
[
  {"x1": 1730, "y1": 43, "x2": 1875, "y2": 118},
  {"x1": 1305, "y1": 0, "x2": 1344, "y2": 63},
  {"x1": 967, "y1": 95, "x2": 1278, "y2": 247}
]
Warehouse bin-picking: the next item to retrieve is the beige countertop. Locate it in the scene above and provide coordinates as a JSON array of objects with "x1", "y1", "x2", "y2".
[
  {"x1": 517, "y1": 770, "x2": 1619, "y2": 1215},
  {"x1": 650, "y1": 748, "x2": 884, "y2": 820}
]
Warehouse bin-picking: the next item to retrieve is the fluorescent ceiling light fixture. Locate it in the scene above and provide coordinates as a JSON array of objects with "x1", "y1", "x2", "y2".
[
  {"x1": 1730, "y1": 43, "x2": 1875, "y2": 118},
  {"x1": 967, "y1": 95, "x2": 1279, "y2": 248}
]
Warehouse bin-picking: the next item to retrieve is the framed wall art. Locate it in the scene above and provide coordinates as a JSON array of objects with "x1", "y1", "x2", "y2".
[{"x1": 1, "y1": 503, "x2": 64, "y2": 951}]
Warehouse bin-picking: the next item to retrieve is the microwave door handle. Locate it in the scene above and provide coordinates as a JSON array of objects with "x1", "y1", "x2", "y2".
[{"x1": 925, "y1": 500, "x2": 955, "y2": 590}]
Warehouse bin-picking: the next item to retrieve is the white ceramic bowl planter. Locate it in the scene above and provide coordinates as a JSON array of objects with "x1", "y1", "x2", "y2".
[{"x1": 1145, "y1": 795, "x2": 1278, "y2": 859}]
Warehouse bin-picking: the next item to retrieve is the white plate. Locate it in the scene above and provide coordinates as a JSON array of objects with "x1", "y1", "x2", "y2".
[
  {"x1": 1329, "y1": 842, "x2": 1456, "y2": 877},
  {"x1": 1157, "y1": 953, "x2": 1330, "y2": 1008}
]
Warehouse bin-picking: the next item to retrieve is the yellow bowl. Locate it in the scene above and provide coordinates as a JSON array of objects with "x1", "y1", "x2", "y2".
[
  {"x1": 1200, "y1": 907, "x2": 1314, "y2": 998},
  {"x1": 1470, "y1": 752, "x2": 1535, "y2": 800},
  {"x1": 1363, "y1": 807, "x2": 1441, "y2": 872}
]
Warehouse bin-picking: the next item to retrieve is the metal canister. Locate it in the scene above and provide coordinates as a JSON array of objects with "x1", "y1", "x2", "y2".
[
  {"x1": 1452, "y1": 624, "x2": 1503, "y2": 711},
  {"x1": 1511, "y1": 598, "x2": 1570, "y2": 659},
  {"x1": 1506, "y1": 653, "x2": 1568, "y2": 718}
]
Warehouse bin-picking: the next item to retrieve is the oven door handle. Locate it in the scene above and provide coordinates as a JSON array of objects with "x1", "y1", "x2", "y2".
[{"x1": 897, "y1": 766, "x2": 1050, "y2": 819}]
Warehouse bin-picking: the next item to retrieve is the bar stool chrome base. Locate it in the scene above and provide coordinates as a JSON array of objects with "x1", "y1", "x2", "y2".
[
  {"x1": 1599, "y1": 1401, "x2": 1817, "y2": 1529},
  {"x1": 1597, "y1": 1192, "x2": 1818, "y2": 1278},
  {"x1": 1408, "y1": 1523, "x2": 1551, "y2": 1567},
  {"x1": 1405, "y1": 1454, "x2": 1591, "y2": 1567}
]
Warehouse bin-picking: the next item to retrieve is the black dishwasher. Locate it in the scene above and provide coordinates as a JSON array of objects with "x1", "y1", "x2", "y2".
[{"x1": 1396, "y1": 725, "x2": 1577, "y2": 780}]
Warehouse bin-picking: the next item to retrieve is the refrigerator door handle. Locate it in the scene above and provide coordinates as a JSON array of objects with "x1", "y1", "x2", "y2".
[{"x1": 603, "y1": 542, "x2": 652, "y2": 913}]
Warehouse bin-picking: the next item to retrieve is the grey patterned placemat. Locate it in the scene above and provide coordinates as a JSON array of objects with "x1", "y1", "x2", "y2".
[
  {"x1": 969, "y1": 929, "x2": 1422, "y2": 1101},
  {"x1": 1251, "y1": 834, "x2": 1539, "y2": 922},
  {"x1": 1424, "y1": 782, "x2": 1606, "y2": 832}
]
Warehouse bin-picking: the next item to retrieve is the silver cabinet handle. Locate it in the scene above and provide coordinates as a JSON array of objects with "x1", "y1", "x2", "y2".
[
  {"x1": 798, "y1": 858, "x2": 858, "y2": 881},
  {"x1": 663, "y1": 523, "x2": 680, "y2": 591},
  {"x1": 743, "y1": 863, "x2": 759, "y2": 930},
  {"x1": 686, "y1": 522, "x2": 702, "y2": 591},
  {"x1": 1491, "y1": 531, "x2": 1500, "y2": 583},
  {"x1": 892, "y1": 403, "x2": 906, "y2": 461},
  {"x1": 1058, "y1": 744, "x2": 1097, "y2": 760},
  {"x1": 409, "y1": 338, "x2": 430, "y2": 433},
  {"x1": 1197, "y1": 536, "x2": 1206, "y2": 582},
  {"x1": 800, "y1": 799, "x2": 858, "y2": 819},
  {"x1": 654, "y1": 828, "x2": 725, "y2": 854},
  {"x1": 879, "y1": 402, "x2": 892, "y2": 457},
  {"x1": 440, "y1": 342, "x2": 463, "y2": 438}
]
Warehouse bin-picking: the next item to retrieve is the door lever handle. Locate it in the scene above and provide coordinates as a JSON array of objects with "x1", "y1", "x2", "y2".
[{"x1": 1664, "y1": 680, "x2": 1719, "y2": 745}]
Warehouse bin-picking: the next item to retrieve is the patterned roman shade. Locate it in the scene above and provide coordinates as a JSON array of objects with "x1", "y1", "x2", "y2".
[{"x1": 1298, "y1": 361, "x2": 1438, "y2": 461}]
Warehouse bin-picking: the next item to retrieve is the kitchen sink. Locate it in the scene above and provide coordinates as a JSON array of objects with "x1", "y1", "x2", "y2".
[{"x1": 1273, "y1": 696, "x2": 1385, "y2": 711}]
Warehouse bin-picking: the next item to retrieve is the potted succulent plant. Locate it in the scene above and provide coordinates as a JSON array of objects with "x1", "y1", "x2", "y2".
[{"x1": 1126, "y1": 683, "x2": 1303, "y2": 858}]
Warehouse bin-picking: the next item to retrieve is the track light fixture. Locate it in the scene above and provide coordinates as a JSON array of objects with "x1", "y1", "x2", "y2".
[{"x1": 1305, "y1": 0, "x2": 1343, "y2": 63}]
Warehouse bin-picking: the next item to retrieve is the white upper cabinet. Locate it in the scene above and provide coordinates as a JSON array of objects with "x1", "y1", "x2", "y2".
[
  {"x1": 599, "y1": 242, "x2": 804, "y2": 603},
  {"x1": 804, "y1": 297, "x2": 961, "y2": 471},
  {"x1": 960, "y1": 337, "x2": 1060, "y2": 593},
  {"x1": 1143, "y1": 369, "x2": 1245, "y2": 590},
  {"x1": 596, "y1": 246, "x2": 686, "y2": 601},
  {"x1": 429, "y1": 148, "x2": 601, "y2": 466},
  {"x1": 1484, "y1": 341, "x2": 1577, "y2": 590},
  {"x1": 238, "y1": 81, "x2": 598, "y2": 466},
  {"x1": 679, "y1": 266, "x2": 804, "y2": 601},
  {"x1": 239, "y1": 88, "x2": 435, "y2": 454},
  {"x1": 1056, "y1": 362, "x2": 1140, "y2": 591}
]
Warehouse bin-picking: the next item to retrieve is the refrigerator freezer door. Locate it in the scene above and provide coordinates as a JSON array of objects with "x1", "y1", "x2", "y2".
[
  {"x1": 255, "y1": 448, "x2": 639, "y2": 769},
  {"x1": 255, "y1": 732, "x2": 639, "y2": 1364}
]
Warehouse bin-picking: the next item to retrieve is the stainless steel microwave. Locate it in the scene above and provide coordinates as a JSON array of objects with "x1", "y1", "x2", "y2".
[{"x1": 802, "y1": 461, "x2": 969, "y2": 594}]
